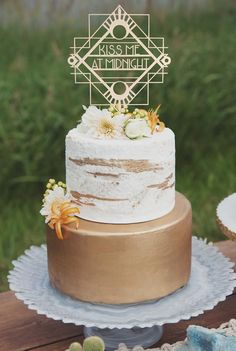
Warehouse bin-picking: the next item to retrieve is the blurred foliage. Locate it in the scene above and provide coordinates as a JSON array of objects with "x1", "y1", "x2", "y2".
[{"x1": 0, "y1": 1, "x2": 236, "y2": 290}]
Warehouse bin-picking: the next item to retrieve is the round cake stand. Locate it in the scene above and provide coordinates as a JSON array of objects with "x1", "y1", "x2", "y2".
[
  {"x1": 8, "y1": 237, "x2": 236, "y2": 351},
  {"x1": 84, "y1": 326, "x2": 163, "y2": 350},
  {"x1": 217, "y1": 193, "x2": 236, "y2": 240}
]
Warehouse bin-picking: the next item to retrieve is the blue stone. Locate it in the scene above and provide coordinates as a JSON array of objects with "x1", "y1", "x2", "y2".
[
  {"x1": 176, "y1": 325, "x2": 236, "y2": 351},
  {"x1": 175, "y1": 344, "x2": 189, "y2": 351}
]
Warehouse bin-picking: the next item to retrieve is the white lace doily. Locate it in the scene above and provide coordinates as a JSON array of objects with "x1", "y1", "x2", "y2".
[{"x1": 8, "y1": 237, "x2": 236, "y2": 329}]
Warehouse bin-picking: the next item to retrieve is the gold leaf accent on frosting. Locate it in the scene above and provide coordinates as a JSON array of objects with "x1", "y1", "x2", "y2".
[
  {"x1": 147, "y1": 173, "x2": 174, "y2": 189},
  {"x1": 87, "y1": 171, "x2": 120, "y2": 178},
  {"x1": 71, "y1": 190, "x2": 128, "y2": 202},
  {"x1": 167, "y1": 173, "x2": 173, "y2": 179},
  {"x1": 162, "y1": 182, "x2": 175, "y2": 190},
  {"x1": 148, "y1": 182, "x2": 167, "y2": 189},
  {"x1": 69, "y1": 157, "x2": 163, "y2": 173},
  {"x1": 72, "y1": 199, "x2": 95, "y2": 207}
]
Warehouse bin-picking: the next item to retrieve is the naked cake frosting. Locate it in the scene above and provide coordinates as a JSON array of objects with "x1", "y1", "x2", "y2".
[{"x1": 66, "y1": 105, "x2": 175, "y2": 223}]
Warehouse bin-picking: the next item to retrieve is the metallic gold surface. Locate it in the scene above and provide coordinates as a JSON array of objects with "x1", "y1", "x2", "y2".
[{"x1": 47, "y1": 192, "x2": 192, "y2": 304}]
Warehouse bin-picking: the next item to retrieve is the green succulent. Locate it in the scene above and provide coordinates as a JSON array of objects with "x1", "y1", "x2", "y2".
[
  {"x1": 83, "y1": 336, "x2": 105, "y2": 351},
  {"x1": 65, "y1": 336, "x2": 105, "y2": 351},
  {"x1": 68, "y1": 342, "x2": 83, "y2": 351}
]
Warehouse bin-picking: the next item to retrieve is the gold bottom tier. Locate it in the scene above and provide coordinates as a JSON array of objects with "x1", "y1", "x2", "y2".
[{"x1": 47, "y1": 192, "x2": 192, "y2": 304}]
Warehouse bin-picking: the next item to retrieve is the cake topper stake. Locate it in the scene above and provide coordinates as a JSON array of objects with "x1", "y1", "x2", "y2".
[{"x1": 68, "y1": 5, "x2": 171, "y2": 107}]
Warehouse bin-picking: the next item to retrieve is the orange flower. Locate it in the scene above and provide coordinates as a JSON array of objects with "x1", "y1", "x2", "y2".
[
  {"x1": 48, "y1": 201, "x2": 80, "y2": 240},
  {"x1": 147, "y1": 105, "x2": 165, "y2": 133},
  {"x1": 157, "y1": 120, "x2": 165, "y2": 132}
]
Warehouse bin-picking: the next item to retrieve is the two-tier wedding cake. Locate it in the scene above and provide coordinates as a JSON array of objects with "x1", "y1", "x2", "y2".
[{"x1": 41, "y1": 105, "x2": 192, "y2": 304}]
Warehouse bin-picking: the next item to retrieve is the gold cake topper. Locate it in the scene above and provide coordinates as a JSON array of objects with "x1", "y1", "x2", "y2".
[{"x1": 68, "y1": 5, "x2": 171, "y2": 106}]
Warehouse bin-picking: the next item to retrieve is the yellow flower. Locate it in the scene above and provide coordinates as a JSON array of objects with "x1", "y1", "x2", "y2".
[
  {"x1": 48, "y1": 201, "x2": 80, "y2": 240},
  {"x1": 40, "y1": 185, "x2": 80, "y2": 240},
  {"x1": 147, "y1": 105, "x2": 165, "y2": 134}
]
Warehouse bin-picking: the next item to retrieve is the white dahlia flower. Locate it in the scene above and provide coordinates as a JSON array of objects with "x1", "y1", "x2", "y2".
[{"x1": 77, "y1": 106, "x2": 125, "y2": 139}]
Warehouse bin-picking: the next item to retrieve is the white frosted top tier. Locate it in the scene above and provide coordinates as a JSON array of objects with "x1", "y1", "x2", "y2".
[{"x1": 66, "y1": 128, "x2": 175, "y2": 224}]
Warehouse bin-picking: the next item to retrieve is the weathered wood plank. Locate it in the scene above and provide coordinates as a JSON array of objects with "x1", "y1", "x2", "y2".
[
  {"x1": 31, "y1": 336, "x2": 84, "y2": 351},
  {"x1": 0, "y1": 291, "x2": 83, "y2": 351}
]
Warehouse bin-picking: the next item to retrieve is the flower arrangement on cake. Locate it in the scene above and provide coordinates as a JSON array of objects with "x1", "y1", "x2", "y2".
[
  {"x1": 40, "y1": 179, "x2": 80, "y2": 240},
  {"x1": 77, "y1": 104, "x2": 165, "y2": 140}
]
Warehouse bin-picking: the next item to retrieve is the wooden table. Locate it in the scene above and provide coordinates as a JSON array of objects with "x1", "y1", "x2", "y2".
[{"x1": 1, "y1": 241, "x2": 236, "y2": 351}]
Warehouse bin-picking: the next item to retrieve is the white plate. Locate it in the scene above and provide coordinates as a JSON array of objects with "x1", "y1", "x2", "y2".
[{"x1": 217, "y1": 193, "x2": 236, "y2": 239}]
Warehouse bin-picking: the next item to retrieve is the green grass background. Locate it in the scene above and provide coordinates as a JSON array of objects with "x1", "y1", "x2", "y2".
[{"x1": 0, "y1": 1, "x2": 236, "y2": 291}]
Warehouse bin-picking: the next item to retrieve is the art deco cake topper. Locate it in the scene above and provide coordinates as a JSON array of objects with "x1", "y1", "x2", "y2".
[{"x1": 68, "y1": 5, "x2": 171, "y2": 106}]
